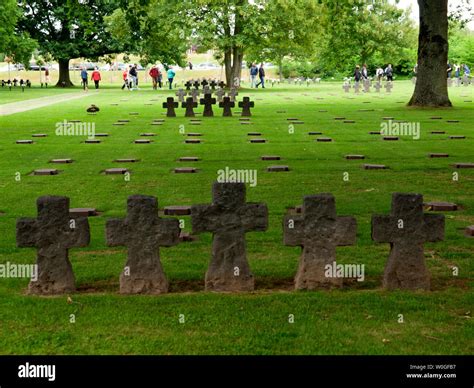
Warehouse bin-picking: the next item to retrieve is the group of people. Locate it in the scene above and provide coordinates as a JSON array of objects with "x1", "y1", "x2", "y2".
[
  {"x1": 446, "y1": 62, "x2": 471, "y2": 79},
  {"x1": 80, "y1": 67, "x2": 102, "y2": 90},
  {"x1": 354, "y1": 64, "x2": 393, "y2": 83},
  {"x1": 250, "y1": 63, "x2": 265, "y2": 88}
]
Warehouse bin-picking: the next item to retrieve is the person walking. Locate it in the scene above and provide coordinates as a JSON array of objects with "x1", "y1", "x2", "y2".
[
  {"x1": 129, "y1": 64, "x2": 137, "y2": 90},
  {"x1": 384, "y1": 64, "x2": 393, "y2": 82},
  {"x1": 454, "y1": 63, "x2": 461, "y2": 79},
  {"x1": 167, "y1": 66, "x2": 176, "y2": 90},
  {"x1": 250, "y1": 63, "x2": 258, "y2": 88},
  {"x1": 157, "y1": 66, "x2": 163, "y2": 88},
  {"x1": 121, "y1": 68, "x2": 129, "y2": 90},
  {"x1": 149, "y1": 65, "x2": 159, "y2": 90},
  {"x1": 376, "y1": 66, "x2": 384, "y2": 81},
  {"x1": 44, "y1": 67, "x2": 50, "y2": 88},
  {"x1": 91, "y1": 67, "x2": 101, "y2": 89},
  {"x1": 447, "y1": 61, "x2": 453, "y2": 78},
  {"x1": 354, "y1": 65, "x2": 362, "y2": 82},
  {"x1": 362, "y1": 64, "x2": 368, "y2": 80},
  {"x1": 256, "y1": 63, "x2": 265, "y2": 88},
  {"x1": 80, "y1": 67, "x2": 88, "y2": 91}
]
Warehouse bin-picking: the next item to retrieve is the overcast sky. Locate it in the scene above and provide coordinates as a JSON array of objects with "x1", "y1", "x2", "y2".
[{"x1": 394, "y1": 0, "x2": 474, "y2": 29}]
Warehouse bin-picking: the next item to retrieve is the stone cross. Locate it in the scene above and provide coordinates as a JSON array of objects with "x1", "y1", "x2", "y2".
[
  {"x1": 175, "y1": 88, "x2": 186, "y2": 102},
  {"x1": 218, "y1": 81, "x2": 225, "y2": 89},
  {"x1": 184, "y1": 81, "x2": 192, "y2": 90},
  {"x1": 374, "y1": 82, "x2": 382, "y2": 92},
  {"x1": 193, "y1": 80, "x2": 200, "y2": 89},
  {"x1": 162, "y1": 97, "x2": 178, "y2": 117},
  {"x1": 353, "y1": 82, "x2": 361, "y2": 93},
  {"x1": 219, "y1": 96, "x2": 235, "y2": 117},
  {"x1": 189, "y1": 88, "x2": 200, "y2": 103},
  {"x1": 106, "y1": 195, "x2": 180, "y2": 294},
  {"x1": 215, "y1": 88, "x2": 225, "y2": 102},
  {"x1": 384, "y1": 82, "x2": 393, "y2": 93},
  {"x1": 238, "y1": 97, "x2": 254, "y2": 117},
  {"x1": 200, "y1": 93, "x2": 216, "y2": 117},
  {"x1": 203, "y1": 85, "x2": 211, "y2": 95},
  {"x1": 210, "y1": 80, "x2": 217, "y2": 90},
  {"x1": 372, "y1": 193, "x2": 445, "y2": 290},
  {"x1": 283, "y1": 194, "x2": 357, "y2": 290},
  {"x1": 16, "y1": 196, "x2": 90, "y2": 295},
  {"x1": 228, "y1": 88, "x2": 239, "y2": 102},
  {"x1": 201, "y1": 79, "x2": 209, "y2": 88},
  {"x1": 191, "y1": 182, "x2": 268, "y2": 291},
  {"x1": 343, "y1": 83, "x2": 350, "y2": 93},
  {"x1": 462, "y1": 74, "x2": 470, "y2": 86},
  {"x1": 363, "y1": 79, "x2": 371, "y2": 93},
  {"x1": 182, "y1": 97, "x2": 198, "y2": 117}
]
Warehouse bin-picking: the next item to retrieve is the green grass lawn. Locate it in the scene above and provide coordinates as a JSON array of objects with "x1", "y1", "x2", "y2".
[{"x1": 0, "y1": 81, "x2": 472, "y2": 355}]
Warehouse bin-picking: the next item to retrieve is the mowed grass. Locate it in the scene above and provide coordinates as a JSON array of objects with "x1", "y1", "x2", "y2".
[{"x1": 0, "y1": 81, "x2": 472, "y2": 355}]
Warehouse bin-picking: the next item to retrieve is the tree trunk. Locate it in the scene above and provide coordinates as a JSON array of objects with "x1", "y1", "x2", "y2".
[
  {"x1": 224, "y1": 50, "x2": 232, "y2": 87},
  {"x1": 278, "y1": 57, "x2": 283, "y2": 81},
  {"x1": 56, "y1": 58, "x2": 74, "y2": 87},
  {"x1": 408, "y1": 0, "x2": 451, "y2": 107}
]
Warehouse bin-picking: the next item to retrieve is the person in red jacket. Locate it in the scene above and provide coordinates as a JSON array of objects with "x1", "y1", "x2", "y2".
[
  {"x1": 91, "y1": 67, "x2": 101, "y2": 89},
  {"x1": 121, "y1": 68, "x2": 129, "y2": 90},
  {"x1": 149, "y1": 65, "x2": 159, "y2": 90}
]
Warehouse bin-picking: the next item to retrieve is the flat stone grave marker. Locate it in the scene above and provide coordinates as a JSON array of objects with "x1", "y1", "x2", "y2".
[
  {"x1": 16, "y1": 140, "x2": 34, "y2": 144},
  {"x1": 95, "y1": 133, "x2": 109, "y2": 137},
  {"x1": 429, "y1": 153, "x2": 449, "y2": 158},
  {"x1": 430, "y1": 131, "x2": 445, "y2": 134},
  {"x1": 117, "y1": 119, "x2": 130, "y2": 123},
  {"x1": 451, "y1": 162, "x2": 474, "y2": 168},
  {"x1": 345, "y1": 155, "x2": 365, "y2": 160},
  {"x1": 267, "y1": 165, "x2": 289, "y2": 172},
  {"x1": 316, "y1": 137, "x2": 333, "y2": 142},
  {"x1": 33, "y1": 169, "x2": 59, "y2": 176},
  {"x1": 334, "y1": 117, "x2": 345, "y2": 120},
  {"x1": 284, "y1": 194, "x2": 357, "y2": 289},
  {"x1": 153, "y1": 119, "x2": 165, "y2": 123},
  {"x1": 276, "y1": 110, "x2": 286, "y2": 113},
  {"x1": 238, "y1": 97, "x2": 254, "y2": 117},
  {"x1": 129, "y1": 112, "x2": 139, "y2": 116},
  {"x1": 382, "y1": 117, "x2": 394, "y2": 120},
  {"x1": 50, "y1": 159, "x2": 73, "y2": 164},
  {"x1": 372, "y1": 193, "x2": 444, "y2": 290},
  {"x1": 179, "y1": 157, "x2": 200, "y2": 162},
  {"x1": 363, "y1": 164, "x2": 387, "y2": 169},
  {"x1": 191, "y1": 182, "x2": 268, "y2": 291},
  {"x1": 115, "y1": 158, "x2": 139, "y2": 163},
  {"x1": 32, "y1": 134, "x2": 47, "y2": 138},
  {"x1": 430, "y1": 116, "x2": 443, "y2": 120},
  {"x1": 219, "y1": 97, "x2": 235, "y2": 117},
  {"x1": 449, "y1": 135, "x2": 466, "y2": 139},
  {"x1": 174, "y1": 167, "x2": 197, "y2": 173},
  {"x1": 105, "y1": 168, "x2": 129, "y2": 175},
  {"x1": 70, "y1": 208, "x2": 98, "y2": 217},
  {"x1": 261, "y1": 155, "x2": 280, "y2": 161},
  {"x1": 250, "y1": 138, "x2": 266, "y2": 143},
  {"x1": 287, "y1": 118, "x2": 299, "y2": 121},
  {"x1": 163, "y1": 97, "x2": 179, "y2": 117},
  {"x1": 106, "y1": 195, "x2": 180, "y2": 294},
  {"x1": 369, "y1": 131, "x2": 381, "y2": 135},
  {"x1": 185, "y1": 139, "x2": 201, "y2": 144},
  {"x1": 134, "y1": 139, "x2": 152, "y2": 144},
  {"x1": 113, "y1": 122, "x2": 125, "y2": 126},
  {"x1": 424, "y1": 202, "x2": 458, "y2": 211},
  {"x1": 447, "y1": 120, "x2": 460, "y2": 123},
  {"x1": 465, "y1": 226, "x2": 474, "y2": 237},
  {"x1": 383, "y1": 136, "x2": 399, "y2": 141},
  {"x1": 164, "y1": 206, "x2": 192, "y2": 216},
  {"x1": 85, "y1": 139, "x2": 101, "y2": 144},
  {"x1": 308, "y1": 131, "x2": 322, "y2": 135},
  {"x1": 239, "y1": 118, "x2": 250, "y2": 121},
  {"x1": 343, "y1": 120, "x2": 355, "y2": 123},
  {"x1": 140, "y1": 133, "x2": 156, "y2": 137},
  {"x1": 247, "y1": 132, "x2": 261, "y2": 136},
  {"x1": 187, "y1": 132, "x2": 202, "y2": 136},
  {"x1": 16, "y1": 196, "x2": 90, "y2": 294}
]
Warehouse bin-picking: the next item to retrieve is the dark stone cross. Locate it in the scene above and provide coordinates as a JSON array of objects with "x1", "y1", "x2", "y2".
[
  {"x1": 162, "y1": 97, "x2": 179, "y2": 117},
  {"x1": 372, "y1": 193, "x2": 445, "y2": 290},
  {"x1": 182, "y1": 97, "x2": 198, "y2": 117},
  {"x1": 283, "y1": 194, "x2": 357, "y2": 290},
  {"x1": 218, "y1": 81, "x2": 225, "y2": 88},
  {"x1": 200, "y1": 93, "x2": 216, "y2": 117},
  {"x1": 210, "y1": 80, "x2": 218, "y2": 90},
  {"x1": 16, "y1": 196, "x2": 90, "y2": 295},
  {"x1": 238, "y1": 97, "x2": 254, "y2": 117},
  {"x1": 184, "y1": 81, "x2": 192, "y2": 90},
  {"x1": 201, "y1": 79, "x2": 209, "y2": 87},
  {"x1": 106, "y1": 195, "x2": 180, "y2": 294},
  {"x1": 193, "y1": 80, "x2": 200, "y2": 89},
  {"x1": 219, "y1": 96, "x2": 235, "y2": 117},
  {"x1": 191, "y1": 182, "x2": 268, "y2": 291}
]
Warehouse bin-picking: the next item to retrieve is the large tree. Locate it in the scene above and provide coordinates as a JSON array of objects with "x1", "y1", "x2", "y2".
[
  {"x1": 18, "y1": 0, "x2": 124, "y2": 87},
  {"x1": 408, "y1": 0, "x2": 451, "y2": 107}
]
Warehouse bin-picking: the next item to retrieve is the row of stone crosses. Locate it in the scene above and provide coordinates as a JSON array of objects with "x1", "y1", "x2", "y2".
[
  {"x1": 17, "y1": 182, "x2": 445, "y2": 296},
  {"x1": 163, "y1": 92, "x2": 254, "y2": 117},
  {"x1": 343, "y1": 80, "x2": 393, "y2": 93},
  {"x1": 2, "y1": 79, "x2": 32, "y2": 90},
  {"x1": 183, "y1": 79, "x2": 225, "y2": 91}
]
